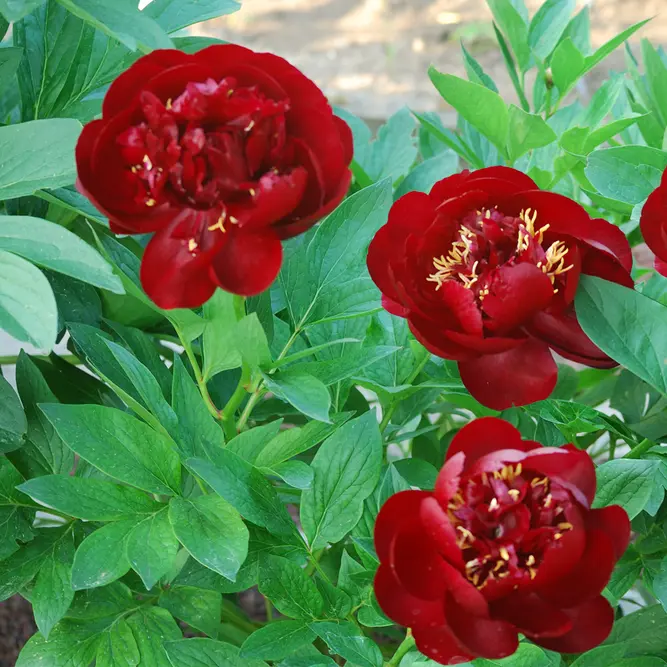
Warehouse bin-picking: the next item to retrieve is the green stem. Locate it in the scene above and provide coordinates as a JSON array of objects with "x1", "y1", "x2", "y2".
[
  {"x1": 220, "y1": 600, "x2": 259, "y2": 634},
  {"x1": 177, "y1": 329, "x2": 221, "y2": 422},
  {"x1": 305, "y1": 548, "x2": 326, "y2": 577},
  {"x1": 624, "y1": 438, "x2": 655, "y2": 459},
  {"x1": 221, "y1": 365, "x2": 251, "y2": 441},
  {"x1": 385, "y1": 630, "x2": 415, "y2": 667}
]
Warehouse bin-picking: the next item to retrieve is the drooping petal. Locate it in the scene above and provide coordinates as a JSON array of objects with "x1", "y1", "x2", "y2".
[
  {"x1": 491, "y1": 592, "x2": 572, "y2": 639},
  {"x1": 458, "y1": 338, "x2": 558, "y2": 410},
  {"x1": 374, "y1": 490, "x2": 431, "y2": 562},
  {"x1": 434, "y1": 452, "x2": 465, "y2": 508},
  {"x1": 420, "y1": 497, "x2": 465, "y2": 568},
  {"x1": 586, "y1": 506, "x2": 631, "y2": 559},
  {"x1": 535, "y1": 596, "x2": 615, "y2": 654},
  {"x1": 209, "y1": 229, "x2": 283, "y2": 296},
  {"x1": 413, "y1": 623, "x2": 475, "y2": 665},
  {"x1": 640, "y1": 180, "x2": 667, "y2": 267}
]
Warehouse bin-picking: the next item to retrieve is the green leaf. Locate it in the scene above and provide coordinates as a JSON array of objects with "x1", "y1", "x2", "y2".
[
  {"x1": 310, "y1": 621, "x2": 383, "y2": 667},
  {"x1": 0, "y1": 527, "x2": 67, "y2": 601},
  {"x1": 364, "y1": 107, "x2": 417, "y2": 184},
  {"x1": 576, "y1": 276, "x2": 667, "y2": 395},
  {"x1": 476, "y1": 643, "x2": 555, "y2": 666},
  {"x1": 55, "y1": 0, "x2": 172, "y2": 52},
  {"x1": 642, "y1": 39, "x2": 667, "y2": 127},
  {"x1": 126, "y1": 607, "x2": 182, "y2": 666},
  {"x1": 186, "y1": 450, "x2": 297, "y2": 537},
  {"x1": 258, "y1": 554, "x2": 324, "y2": 619},
  {"x1": 241, "y1": 621, "x2": 316, "y2": 660},
  {"x1": 40, "y1": 404, "x2": 181, "y2": 495},
  {"x1": 562, "y1": 6, "x2": 591, "y2": 55},
  {"x1": 528, "y1": 0, "x2": 575, "y2": 61},
  {"x1": 15, "y1": 351, "x2": 72, "y2": 475},
  {"x1": 0, "y1": 47, "x2": 23, "y2": 98},
  {"x1": 0, "y1": 250, "x2": 57, "y2": 349},
  {"x1": 551, "y1": 38, "x2": 586, "y2": 96},
  {"x1": 263, "y1": 370, "x2": 331, "y2": 423},
  {"x1": 127, "y1": 508, "x2": 179, "y2": 591},
  {"x1": 18, "y1": 475, "x2": 161, "y2": 520},
  {"x1": 169, "y1": 495, "x2": 249, "y2": 581},
  {"x1": 263, "y1": 461, "x2": 313, "y2": 490},
  {"x1": 31, "y1": 536, "x2": 75, "y2": 639},
  {"x1": 172, "y1": 356, "x2": 224, "y2": 459},
  {"x1": 584, "y1": 19, "x2": 652, "y2": 76},
  {"x1": 593, "y1": 459, "x2": 659, "y2": 519},
  {"x1": 255, "y1": 416, "x2": 350, "y2": 468},
  {"x1": 165, "y1": 637, "x2": 268, "y2": 667},
  {"x1": 0, "y1": 119, "x2": 81, "y2": 200},
  {"x1": 279, "y1": 179, "x2": 392, "y2": 328},
  {"x1": 16, "y1": 617, "x2": 103, "y2": 666},
  {"x1": 301, "y1": 411, "x2": 382, "y2": 550},
  {"x1": 461, "y1": 42, "x2": 498, "y2": 92},
  {"x1": 159, "y1": 585, "x2": 222, "y2": 638},
  {"x1": 236, "y1": 313, "x2": 272, "y2": 370},
  {"x1": 0, "y1": 459, "x2": 33, "y2": 559},
  {"x1": 72, "y1": 519, "x2": 136, "y2": 590},
  {"x1": 0, "y1": 0, "x2": 45, "y2": 21},
  {"x1": 145, "y1": 0, "x2": 240, "y2": 33},
  {"x1": 605, "y1": 605, "x2": 667, "y2": 658},
  {"x1": 0, "y1": 373, "x2": 26, "y2": 453},
  {"x1": 394, "y1": 150, "x2": 458, "y2": 200},
  {"x1": 96, "y1": 618, "x2": 140, "y2": 667},
  {"x1": 487, "y1": 0, "x2": 531, "y2": 72},
  {"x1": 226, "y1": 420, "x2": 283, "y2": 464},
  {"x1": 48, "y1": 271, "x2": 102, "y2": 330},
  {"x1": 506, "y1": 105, "x2": 557, "y2": 161},
  {"x1": 316, "y1": 577, "x2": 353, "y2": 620},
  {"x1": 429, "y1": 68, "x2": 508, "y2": 152},
  {"x1": 202, "y1": 289, "x2": 242, "y2": 381},
  {"x1": 0, "y1": 216, "x2": 122, "y2": 292},
  {"x1": 104, "y1": 340, "x2": 177, "y2": 430},
  {"x1": 585, "y1": 146, "x2": 667, "y2": 205}
]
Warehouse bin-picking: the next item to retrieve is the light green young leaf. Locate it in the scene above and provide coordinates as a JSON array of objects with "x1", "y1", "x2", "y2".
[
  {"x1": 364, "y1": 107, "x2": 417, "y2": 184},
  {"x1": 528, "y1": 0, "x2": 575, "y2": 61},
  {"x1": 0, "y1": 0, "x2": 46, "y2": 21},
  {"x1": 301, "y1": 411, "x2": 382, "y2": 550},
  {"x1": 263, "y1": 370, "x2": 331, "y2": 423},
  {"x1": 551, "y1": 38, "x2": 586, "y2": 94},
  {"x1": 394, "y1": 150, "x2": 458, "y2": 200},
  {"x1": 641, "y1": 39, "x2": 667, "y2": 127},
  {"x1": 0, "y1": 119, "x2": 81, "y2": 200},
  {"x1": 429, "y1": 68, "x2": 508, "y2": 153},
  {"x1": 486, "y1": 0, "x2": 531, "y2": 72},
  {"x1": 55, "y1": 0, "x2": 172, "y2": 52},
  {"x1": 40, "y1": 403, "x2": 181, "y2": 495},
  {"x1": 507, "y1": 105, "x2": 557, "y2": 161},
  {"x1": 461, "y1": 42, "x2": 499, "y2": 92},
  {"x1": 202, "y1": 289, "x2": 242, "y2": 380},
  {"x1": 0, "y1": 250, "x2": 57, "y2": 349},
  {"x1": 71, "y1": 519, "x2": 136, "y2": 590},
  {"x1": 169, "y1": 495, "x2": 249, "y2": 582},
  {"x1": 144, "y1": 0, "x2": 240, "y2": 33},
  {"x1": 236, "y1": 313, "x2": 272, "y2": 371}
]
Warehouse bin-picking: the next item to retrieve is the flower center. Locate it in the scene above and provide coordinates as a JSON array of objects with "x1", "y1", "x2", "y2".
[
  {"x1": 427, "y1": 207, "x2": 574, "y2": 300},
  {"x1": 117, "y1": 77, "x2": 290, "y2": 214},
  {"x1": 447, "y1": 463, "x2": 574, "y2": 590}
]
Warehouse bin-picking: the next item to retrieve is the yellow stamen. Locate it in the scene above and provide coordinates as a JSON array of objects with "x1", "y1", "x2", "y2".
[
  {"x1": 544, "y1": 493, "x2": 553, "y2": 508},
  {"x1": 245, "y1": 120, "x2": 255, "y2": 132},
  {"x1": 489, "y1": 498, "x2": 499, "y2": 511},
  {"x1": 557, "y1": 522, "x2": 574, "y2": 531},
  {"x1": 500, "y1": 547, "x2": 510, "y2": 561},
  {"x1": 143, "y1": 154, "x2": 153, "y2": 171},
  {"x1": 208, "y1": 211, "x2": 227, "y2": 233},
  {"x1": 249, "y1": 188, "x2": 256, "y2": 197},
  {"x1": 508, "y1": 489, "x2": 520, "y2": 501},
  {"x1": 526, "y1": 554, "x2": 536, "y2": 566},
  {"x1": 166, "y1": 98, "x2": 173, "y2": 110},
  {"x1": 145, "y1": 198, "x2": 156, "y2": 207},
  {"x1": 188, "y1": 239, "x2": 198, "y2": 253},
  {"x1": 229, "y1": 215, "x2": 239, "y2": 225}
]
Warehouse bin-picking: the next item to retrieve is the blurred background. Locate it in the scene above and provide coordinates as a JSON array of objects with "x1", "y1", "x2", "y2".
[{"x1": 193, "y1": 0, "x2": 667, "y2": 122}]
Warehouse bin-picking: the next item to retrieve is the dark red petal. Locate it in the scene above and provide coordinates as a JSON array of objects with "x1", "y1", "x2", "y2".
[
  {"x1": 392, "y1": 528, "x2": 449, "y2": 600},
  {"x1": 446, "y1": 592, "x2": 519, "y2": 660},
  {"x1": 386, "y1": 190, "x2": 438, "y2": 240},
  {"x1": 238, "y1": 167, "x2": 308, "y2": 230},
  {"x1": 193, "y1": 43, "x2": 258, "y2": 74},
  {"x1": 656, "y1": 256, "x2": 667, "y2": 276},
  {"x1": 528, "y1": 309, "x2": 616, "y2": 369},
  {"x1": 413, "y1": 623, "x2": 475, "y2": 665},
  {"x1": 420, "y1": 497, "x2": 465, "y2": 568},
  {"x1": 382, "y1": 295, "x2": 410, "y2": 318},
  {"x1": 585, "y1": 506, "x2": 630, "y2": 559},
  {"x1": 102, "y1": 49, "x2": 190, "y2": 117},
  {"x1": 434, "y1": 452, "x2": 465, "y2": 508},
  {"x1": 374, "y1": 490, "x2": 431, "y2": 563},
  {"x1": 140, "y1": 214, "x2": 222, "y2": 309},
  {"x1": 209, "y1": 230, "x2": 282, "y2": 297},
  {"x1": 446, "y1": 417, "x2": 526, "y2": 469},
  {"x1": 458, "y1": 338, "x2": 558, "y2": 410},
  {"x1": 640, "y1": 183, "x2": 667, "y2": 266},
  {"x1": 580, "y1": 246, "x2": 635, "y2": 288},
  {"x1": 441, "y1": 559, "x2": 488, "y2": 617},
  {"x1": 535, "y1": 596, "x2": 614, "y2": 654},
  {"x1": 444, "y1": 331, "x2": 525, "y2": 355},
  {"x1": 491, "y1": 593, "x2": 572, "y2": 639},
  {"x1": 467, "y1": 166, "x2": 538, "y2": 191},
  {"x1": 538, "y1": 530, "x2": 616, "y2": 608},
  {"x1": 374, "y1": 564, "x2": 446, "y2": 629},
  {"x1": 482, "y1": 263, "x2": 555, "y2": 334},
  {"x1": 368, "y1": 226, "x2": 405, "y2": 310},
  {"x1": 522, "y1": 446, "x2": 596, "y2": 506}
]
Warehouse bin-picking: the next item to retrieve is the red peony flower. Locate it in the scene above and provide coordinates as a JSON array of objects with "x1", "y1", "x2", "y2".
[
  {"x1": 76, "y1": 46, "x2": 352, "y2": 308},
  {"x1": 374, "y1": 417, "x2": 630, "y2": 665},
  {"x1": 367, "y1": 167, "x2": 633, "y2": 409},
  {"x1": 640, "y1": 169, "x2": 667, "y2": 277}
]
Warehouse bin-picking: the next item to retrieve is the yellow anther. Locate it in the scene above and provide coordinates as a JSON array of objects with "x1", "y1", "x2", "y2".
[
  {"x1": 229, "y1": 215, "x2": 239, "y2": 225},
  {"x1": 526, "y1": 554, "x2": 536, "y2": 567},
  {"x1": 489, "y1": 498, "x2": 499, "y2": 511},
  {"x1": 515, "y1": 463, "x2": 522, "y2": 476},
  {"x1": 544, "y1": 494, "x2": 553, "y2": 508},
  {"x1": 249, "y1": 188, "x2": 256, "y2": 197},
  {"x1": 557, "y1": 522, "x2": 574, "y2": 531},
  {"x1": 145, "y1": 198, "x2": 156, "y2": 207},
  {"x1": 508, "y1": 489, "x2": 520, "y2": 501},
  {"x1": 500, "y1": 547, "x2": 510, "y2": 561},
  {"x1": 245, "y1": 120, "x2": 255, "y2": 132},
  {"x1": 166, "y1": 98, "x2": 173, "y2": 110},
  {"x1": 143, "y1": 154, "x2": 153, "y2": 170},
  {"x1": 188, "y1": 239, "x2": 198, "y2": 253},
  {"x1": 208, "y1": 211, "x2": 227, "y2": 233}
]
